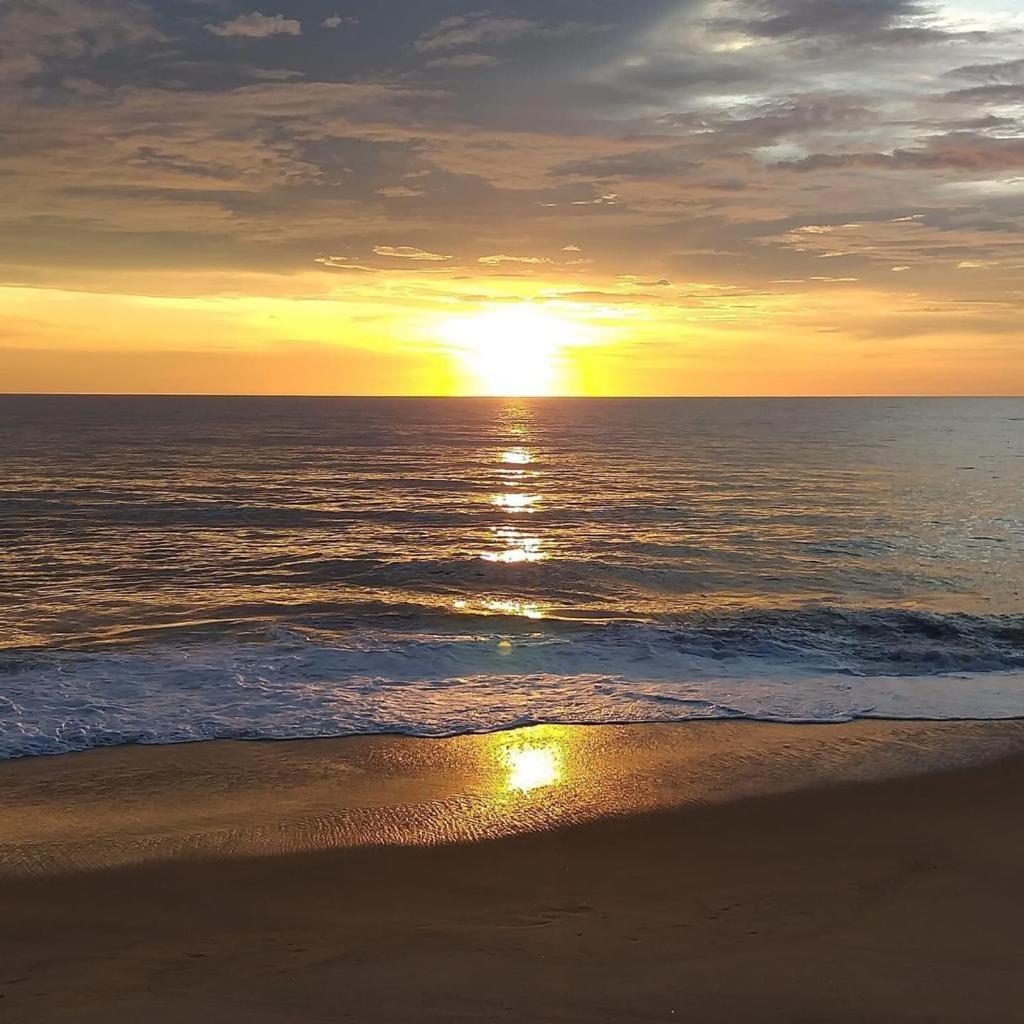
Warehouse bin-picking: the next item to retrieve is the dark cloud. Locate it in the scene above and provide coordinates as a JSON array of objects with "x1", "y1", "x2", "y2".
[
  {"x1": 708, "y1": 0, "x2": 985, "y2": 46},
  {"x1": 0, "y1": 0, "x2": 163, "y2": 82},
  {"x1": 660, "y1": 95, "x2": 875, "y2": 146},
  {"x1": 414, "y1": 13, "x2": 543, "y2": 52},
  {"x1": 940, "y1": 84, "x2": 1024, "y2": 104},
  {"x1": 947, "y1": 58, "x2": 1024, "y2": 82},
  {"x1": 940, "y1": 57, "x2": 1024, "y2": 104},
  {"x1": 779, "y1": 134, "x2": 1024, "y2": 173},
  {"x1": 553, "y1": 146, "x2": 700, "y2": 180}
]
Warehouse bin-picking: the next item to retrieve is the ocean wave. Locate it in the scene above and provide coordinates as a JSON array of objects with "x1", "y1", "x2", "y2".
[
  {"x1": 666, "y1": 608, "x2": 1024, "y2": 675},
  {"x1": 1, "y1": 607, "x2": 1023, "y2": 759}
]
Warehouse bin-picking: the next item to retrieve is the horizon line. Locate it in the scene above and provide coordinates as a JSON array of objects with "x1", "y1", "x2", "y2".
[{"x1": 3, "y1": 393, "x2": 1024, "y2": 401}]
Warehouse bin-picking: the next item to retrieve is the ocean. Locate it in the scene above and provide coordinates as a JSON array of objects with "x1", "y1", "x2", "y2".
[{"x1": 2, "y1": 395, "x2": 1023, "y2": 759}]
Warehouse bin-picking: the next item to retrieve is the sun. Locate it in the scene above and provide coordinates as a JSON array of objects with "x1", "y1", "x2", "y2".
[{"x1": 436, "y1": 305, "x2": 583, "y2": 396}]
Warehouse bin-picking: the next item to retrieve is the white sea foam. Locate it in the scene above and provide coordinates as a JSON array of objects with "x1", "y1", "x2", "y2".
[{"x1": 2, "y1": 624, "x2": 1023, "y2": 759}]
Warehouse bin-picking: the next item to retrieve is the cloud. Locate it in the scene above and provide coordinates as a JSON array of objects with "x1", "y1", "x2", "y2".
[
  {"x1": 768, "y1": 217, "x2": 1024, "y2": 269},
  {"x1": 940, "y1": 58, "x2": 1024, "y2": 104},
  {"x1": 2, "y1": 0, "x2": 1023, "y2": 376},
  {"x1": 941, "y1": 84, "x2": 1024, "y2": 105},
  {"x1": 947, "y1": 58, "x2": 1024, "y2": 83},
  {"x1": 207, "y1": 12, "x2": 302, "y2": 38},
  {"x1": 373, "y1": 245, "x2": 452, "y2": 261},
  {"x1": 314, "y1": 254, "x2": 375, "y2": 271},
  {"x1": 321, "y1": 14, "x2": 356, "y2": 30},
  {"x1": 375, "y1": 186, "x2": 423, "y2": 198},
  {"x1": 478, "y1": 254, "x2": 551, "y2": 265},
  {"x1": 555, "y1": 146, "x2": 699, "y2": 180},
  {"x1": 707, "y1": 0, "x2": 988, "y2": 47},
  {"x1": 414, "y1": 12, "x2": 598, "y2": 54},
  {"x1": 778, "y1": 134, "x2": 1024, "y2": 174},
  {"x1": 415, "y1": 14, "x2": 540, "y2": 52},
  {"x1": 0, "y1": 0, "x2": 163, "y2": 82},
  {"x1": 547, "y1": 290, "x2": 667, "y2": 305},
  {"x1": 569, "y1": 194, "x2": 619, "y2": 206},
  {"x1": 426, "y1": 53, "x2": 501, "y2": 69}
]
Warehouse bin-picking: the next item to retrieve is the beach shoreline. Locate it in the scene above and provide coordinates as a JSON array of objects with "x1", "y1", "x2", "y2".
[
  {"x1": 3, "y1": 720, "x2": 1024, "y2": 1021},
  {"x1": 4, "y1": 718, "x2": 1024, "y2": 875}
]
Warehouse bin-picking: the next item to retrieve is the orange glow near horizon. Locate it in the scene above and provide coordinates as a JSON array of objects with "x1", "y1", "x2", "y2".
[{"x1": 2, "y1": 278, "x2": 1022, "y2": 397}]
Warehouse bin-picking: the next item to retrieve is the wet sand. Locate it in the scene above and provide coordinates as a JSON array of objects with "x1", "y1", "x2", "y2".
[{"x1": 2, "y1": 720, "x2": 1024, "y2": 1022}]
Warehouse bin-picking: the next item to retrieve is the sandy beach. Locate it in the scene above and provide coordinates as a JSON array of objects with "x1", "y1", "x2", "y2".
[{"x1": 3, "y1": 720, "x2": 1024, "y2": 1022}]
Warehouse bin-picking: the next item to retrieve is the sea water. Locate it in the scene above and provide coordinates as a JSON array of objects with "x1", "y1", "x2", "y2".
[{"x1": 2, "y1": 396, "x2": 1023, "y2": 758}]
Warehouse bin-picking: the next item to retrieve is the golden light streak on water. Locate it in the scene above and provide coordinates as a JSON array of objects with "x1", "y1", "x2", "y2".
[
  {"x1": 492, "y1": 493, "x2": 540, "y2": 512},
  {"x1": 501, "y1": 447, "x2": 532, "y2": 465}
]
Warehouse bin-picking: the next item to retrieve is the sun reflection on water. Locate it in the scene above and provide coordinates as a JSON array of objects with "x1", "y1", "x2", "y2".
[
  {"x1": 493, "y1": 493, "x2": 540, "y2": 512},
  {"x1": 500, "y1": 739, "x2": 563, "y2": 794},
  {"x1": 501, "y1": 447, "x2": 532, "y2": 465},
  {"x1": 452, "y1": 598, "x2": 544, "y2": 619},
  {"x1": 481, "y1": 528, "x2": 547, "y2": 563}
]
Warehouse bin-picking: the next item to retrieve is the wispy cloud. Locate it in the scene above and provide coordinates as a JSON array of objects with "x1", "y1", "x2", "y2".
[
  {"x1": 415, "y1": 14, "x2": 542, "y2": 52},
  {"x1": 478, "y1": 254, "x2": 551, "y2": 265},
  {"x1": 426, "y1": 53, "x2": 501, "y2": 69},
  {"x1": 321, "y1": 14, "x2": 356, "y2": 30},
  {"x1": 415, "y1": 11, "x2": 599, "y2": 55},
  {"x1": 207, "y1": 12, "x2": 302, "y2": 38},
  {"x1": 315, "y1": 254, "x2": 375, "y2": 271},
  {"x1": 373, "y1": 246, "x2": 453, "y2": 261},
  {"x1": 0, "y1": 0, "x2": 163, "y2": 82},
  {"x1": 707, "y1": 0, "x2": 993, "y2": 47}
]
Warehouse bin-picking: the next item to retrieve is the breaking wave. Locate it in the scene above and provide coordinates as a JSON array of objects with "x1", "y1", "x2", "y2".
[{"x1": 2, "y1": 606, "x2": 1023, "y2": 759}]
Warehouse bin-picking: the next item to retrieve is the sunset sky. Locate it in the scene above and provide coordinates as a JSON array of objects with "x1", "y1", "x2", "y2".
[{"x1": 2, "y1": 0, "x2": 1023, "y2": 395}]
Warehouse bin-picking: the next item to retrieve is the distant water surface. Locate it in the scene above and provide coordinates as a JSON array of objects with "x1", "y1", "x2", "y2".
[{"x1": 2, "y1": 396, "x2": 1023, "y2": 758}]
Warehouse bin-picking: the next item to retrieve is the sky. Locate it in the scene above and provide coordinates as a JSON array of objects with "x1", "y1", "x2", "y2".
[{"x1": 2, "y1": 0, "x2": 1023, "y2": 395}]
